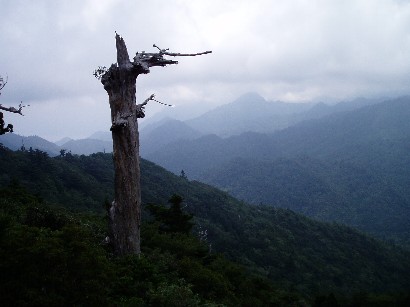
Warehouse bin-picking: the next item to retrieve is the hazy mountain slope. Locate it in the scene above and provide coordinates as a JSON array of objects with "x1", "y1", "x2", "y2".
[
  {"x1": 140, "y1": 119, "x2": 202, "y2": 155},
  {"x1": 0, "y1": 147, "x2": 409, "y2": 296},
  {"x1": 147, "y1": 96, "x2": 410, "y2": 178},
  {"x1": 145, "y1": 131, "x2": 280, "y2": 177},
  {"x1": 267, "y1": 96, "x2": 410, "y2": 159},
  {"x1": 201, "y1": 156, "x2": 410, "y2": 245},
  {"x1": 146, "y1": 97, "x2": 410, "y2": 245},
  {"x1": 0, "y1": 133, "x2": 61, "y2": 156},
  {"x1": 54, "y1": 137, "x2": 73, "y2": 146},
  {"x1": 182, "y1": 93, "x2": 383, "y2": 138},
  {"x1": 87, "y1": 131, "x2": 112, "y2": 142},
  {"x1": 60, "y1": 138, "x2": 113, "y2": 155},
  {"x1": 185, "y1": 92, "x2": 314, "y2": 136},
  {"x1": 146, "y1": 95, "x2": 394, "y2": 174}
]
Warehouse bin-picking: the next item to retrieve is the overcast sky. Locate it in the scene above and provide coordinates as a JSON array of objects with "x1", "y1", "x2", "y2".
[{"x1": 1, "y1": 0, "x2": 410, "y2": 141}]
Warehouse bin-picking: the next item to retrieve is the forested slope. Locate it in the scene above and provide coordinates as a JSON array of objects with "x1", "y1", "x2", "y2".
[{"x1": 1, "y1": 146, "x2": 409, "y2": 303}]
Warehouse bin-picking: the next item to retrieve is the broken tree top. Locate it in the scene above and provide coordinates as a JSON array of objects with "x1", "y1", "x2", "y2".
[{"x1": 94, "y1": 33, "x2": 212, "y2": 83}]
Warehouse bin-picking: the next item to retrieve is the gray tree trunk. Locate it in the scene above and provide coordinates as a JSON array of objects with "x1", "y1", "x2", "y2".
[
  {"x1": 98, "y1": 34, "x2": 211, "y2": 256},
  {"x1": 103, "y1": 36, "x2": 141, "y2": 255}
]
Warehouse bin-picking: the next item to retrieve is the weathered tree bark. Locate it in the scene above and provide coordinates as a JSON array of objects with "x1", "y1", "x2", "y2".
[
  {"x1": 103, "y1": 36, "x2": 141, "y2": 255},
  {"x1": 98, "y1": 34, "x2": 211, "y2": 256}
]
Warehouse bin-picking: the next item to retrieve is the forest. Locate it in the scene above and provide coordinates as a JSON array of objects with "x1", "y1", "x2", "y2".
[{"x1": 1, "y1": 146, "x2": 409, "y2": 306}]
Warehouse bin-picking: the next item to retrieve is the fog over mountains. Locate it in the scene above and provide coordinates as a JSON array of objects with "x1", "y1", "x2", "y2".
[
  {"x1": 0, "y1": 92, "x2": 385, "y2": 156},
  {"x1": 145, "y1": 96, "x2": 410, "y2": 245},
  {"x1": 1, "y1": 93, "x2": 409, "y2": 245}
]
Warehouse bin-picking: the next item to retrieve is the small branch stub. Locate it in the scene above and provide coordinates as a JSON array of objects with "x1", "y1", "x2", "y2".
[
  {"x1": 136, "y1": 94, "x2": 174, "y2": 118},
  {"x1": 93, "y1": 66, "x2": 108, "y2": 80}
]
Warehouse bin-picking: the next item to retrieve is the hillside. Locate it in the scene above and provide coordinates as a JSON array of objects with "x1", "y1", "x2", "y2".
[
  {"x1": 0, "y1": 133, "x2": 61, "y2": 156},
  {"x1": 1, "y1": 184, "x2": 296, "y2": 306},
  {"x1": 0, "y1": 146, "x2": 409, "y2": 300},
  {"x1": 59, "y1": 138, "x2": 113, "y2": 155},
  {"x1": 145, "y1": 97, "x2": 410, "y2": 245},
  {"x1": 201, "y1": 156, "x2": 410, "y2": 245},
  {"x1": 140, "y1": 119, "x2": 202, "y2": 156},
  {"x1": 0, "y1": 132, "x2": 114, "y2": 156}
]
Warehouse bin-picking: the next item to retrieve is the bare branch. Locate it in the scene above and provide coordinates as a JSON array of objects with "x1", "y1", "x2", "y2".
[
  {"x1": 96, "y1": 35, "x2": 212, "y2": 86},
  {"x1": 153, "y1": 44, "x2": 212, "y2": 57},
  {"x1": 0, "y1": 102, "x2": 29, "y2": 115},
  {"x1": 132, "y1": 44, "x2": 211, "y2": 71},
  {"x1": 132, "y1": 52, "x2": 179, "y2": 72}
]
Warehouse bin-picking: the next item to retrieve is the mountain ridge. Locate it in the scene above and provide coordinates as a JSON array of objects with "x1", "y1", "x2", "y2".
[
  {"x1": 0, "y1": 93, "x2": 388, "y2": 156},
  {"x1": 145, "y1": 96, "x2": 410, "y2": 245}
]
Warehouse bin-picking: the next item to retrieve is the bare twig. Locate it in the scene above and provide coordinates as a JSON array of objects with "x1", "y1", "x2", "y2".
[
  {"x1": 0, "y1": 75, "x2": 8, "y2": 94},
  {"x1": 96, "y1": 34, "x2": 212, "y2": 81}
]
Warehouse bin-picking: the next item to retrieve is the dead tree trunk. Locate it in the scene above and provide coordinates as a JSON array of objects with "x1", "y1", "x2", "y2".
[{"x1": 97, "y1": 34, "x2": 211, "y2": 256}]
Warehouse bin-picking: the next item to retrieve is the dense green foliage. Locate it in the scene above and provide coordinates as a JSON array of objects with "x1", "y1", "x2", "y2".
[
  {"x1": 1, "y1": 147, "x2": 410, "y2": 305},
  {"x1": 0, "y1": 185, "x2": 300, "y2": 306},
  {"x1": 146, "y1": 194, "x2": 194, "y2": 234}
]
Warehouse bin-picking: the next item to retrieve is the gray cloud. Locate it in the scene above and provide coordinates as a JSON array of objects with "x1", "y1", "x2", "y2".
[{"x1": 1, "y1": 0, "x2": 410, "y2": 140}]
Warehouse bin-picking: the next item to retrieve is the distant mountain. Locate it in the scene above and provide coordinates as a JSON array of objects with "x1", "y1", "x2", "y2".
[
  {"x1": 140, "y1": 116, "x2": 175, "y2": 135},
  {"x1": 182, "y1": 93, "x2": 384, "y2": 138},
  {"x1": 147, "y1": 96, "x2": 410, "y2": 176},
  {"x1": 54, "y1": 137, "x2": 73, "y2": 146},
  {"x1": 185, "y1": 92, "x2": 314, "y2": 136},
  {"x1": 140, "y1": 119, "x2": 202, "y2": 155},
  {"x1": 60, "y1": 138, "x2": 112, "y2": 155},
  {"x1": 138, "y1": 99, "x2": 214, "y2": 130},
  {"x1": 332, "y1": 96, "x2": 386, "y2": 112},
  {"x1": 0, "y1": 133, "x2": 113, "y2": 156},
  {"x1": 146, "y1": 96, "x2": 410, "y2": 245},
  {"x1": 298, "y1": 97, "x2": 385, "y2": 120},
  {"x1": 87, "y1": 131, "x2": 112, "y2": 142},
  {"x1": 0, "y1": 94, "x2": 385, "y2": 158},
  {"x1": 0, "y1": 133, "x2": 61, "y2": 156}
]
